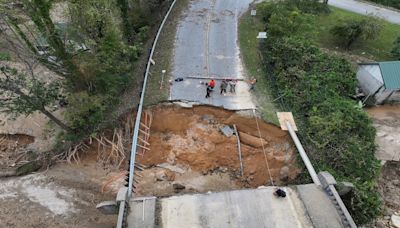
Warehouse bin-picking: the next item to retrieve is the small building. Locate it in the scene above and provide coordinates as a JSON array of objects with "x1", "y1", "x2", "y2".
[{"x1": 357, "y1": 61, "x2": 400, "y2": 105}]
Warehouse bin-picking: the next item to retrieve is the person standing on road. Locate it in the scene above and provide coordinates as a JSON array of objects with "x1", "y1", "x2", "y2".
[
  {"x1": 205, "y1": 79, "x2": 215, "y2": 98},
  {"x1": 249, "y1": 78, "x2": 257, "y2": 91},
  {"x1": 220, "y1": 79, "x2": 228, "y2": 95},
  {"x1": 229, "y1": 79, "x2": 237, "y2": 93},
  {"x1": 205, "y1": 85, "x2": 212, "y2": 98}
]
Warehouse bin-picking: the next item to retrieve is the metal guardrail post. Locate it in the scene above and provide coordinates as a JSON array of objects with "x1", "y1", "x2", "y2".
[{"x1": 327, "y1": 185, "x2": 357, "y2": 228}]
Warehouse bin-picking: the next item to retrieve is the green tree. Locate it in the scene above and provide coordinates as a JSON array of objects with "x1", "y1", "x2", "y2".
[
  {"x1": 68, "y1": 0, "x2": 140, "y2": 94},
  {"x1": 116, "y1": 0, "x2": 134, "y2": 42},
  {"x1": 0, "y1": 65, "x2": 71, "y2": 131},
  {"x1": 1, "y1": 0, "x2": 84, "y2": 88},
  {"x1": 21, "y1": 0, "x2": 83, "y2": 85},
  {"x1": 331, "y1": 17, "x2": 382, "y2": 50}
]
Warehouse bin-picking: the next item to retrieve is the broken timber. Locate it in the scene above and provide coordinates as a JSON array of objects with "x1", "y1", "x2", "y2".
[{"x1": 137, "y1": 111, "x2": 153, "y2": 156}]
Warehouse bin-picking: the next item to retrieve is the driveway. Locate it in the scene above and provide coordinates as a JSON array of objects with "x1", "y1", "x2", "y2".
[
  {"x1": 170, "y1": 0, "x2": 255, "y2": 110},
  {"x1": 329, "y1": 0, "x2": 400, "y2": 24}
]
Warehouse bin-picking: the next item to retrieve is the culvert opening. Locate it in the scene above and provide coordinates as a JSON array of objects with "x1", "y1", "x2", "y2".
[{"x1": 134, "y1": 104, "x2": 301, "y2": 197}]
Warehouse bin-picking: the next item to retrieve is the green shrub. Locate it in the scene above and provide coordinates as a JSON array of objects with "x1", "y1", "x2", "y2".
[
  {"x1": 391, "y1": 36, "x2": 400, "y2": 60},
  {"x1": 331, "y1": 17, "x2": 382, "y2": 49},
  {"x1": 258, "y1": 0, "x2": 329, "y2": 24},
  {"x1": 0, "y1": 52, "x2": 11, "y2": 61}
]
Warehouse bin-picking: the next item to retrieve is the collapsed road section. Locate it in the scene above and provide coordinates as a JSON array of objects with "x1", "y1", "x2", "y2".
[
  {"x1": 134, "y1": 104, "x2": 301, "y2": 197},
  {"x1": 101, "y1": 102, "x2": 356, "y2": 228}
]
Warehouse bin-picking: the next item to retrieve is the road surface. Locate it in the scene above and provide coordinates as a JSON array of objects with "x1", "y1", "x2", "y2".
[
  {"x1": 127, "y1": 185, "x2": 345, "y2": 228},
  {"x1": 329, "y1": 0, "x2": 400, "y2": 24},
  {"x1": 170, "y1": 0, "x2": 255, "y2": 110}
]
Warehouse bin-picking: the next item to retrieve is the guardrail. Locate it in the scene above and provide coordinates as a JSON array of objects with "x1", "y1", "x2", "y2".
[
  {"x1": 116, "y1": 0, "x2": 178, "y2": 227},
  {"x1": 318, "y1": 172, "x2": 357, "y2": 228}
]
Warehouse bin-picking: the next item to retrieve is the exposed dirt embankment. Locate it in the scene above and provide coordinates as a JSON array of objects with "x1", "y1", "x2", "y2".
[{"x1": 135, "y1": 104, "x2": 301, "y2": 197}]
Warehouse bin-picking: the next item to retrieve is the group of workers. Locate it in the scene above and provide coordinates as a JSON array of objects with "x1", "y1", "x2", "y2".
[{"x1": 205, "y1": 78, "x2": 257, "y2": 98}]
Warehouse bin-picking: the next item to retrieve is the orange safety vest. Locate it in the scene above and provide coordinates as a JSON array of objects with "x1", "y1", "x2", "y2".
[{"x1": 209, "y1": 80, "x2": 215, "y2": 88}]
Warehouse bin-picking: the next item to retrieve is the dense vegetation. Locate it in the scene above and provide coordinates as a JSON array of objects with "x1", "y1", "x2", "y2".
[
  {"x1": 257, "y1": 0, "x2": 381, "y2": 224},
  {"x1": 0, "y1": 0, "x2": 169, "y2": 139},
  {"x1": 368, "y1": 0, "x2": 400, "y2": 9}
]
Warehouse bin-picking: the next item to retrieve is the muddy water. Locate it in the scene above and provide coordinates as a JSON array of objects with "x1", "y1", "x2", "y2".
[
  {"x1": 366, "y1": 105, "x2": 400, "y2": 161},
  {"x1": 366, "y1": 105, "x2": 400, "y2": 223},
  {"x1": 135, "y1": 104, "x2": 301, "y2": 197}
]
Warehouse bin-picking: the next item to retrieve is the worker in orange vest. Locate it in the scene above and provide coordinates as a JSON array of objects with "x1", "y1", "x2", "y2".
[
  {"x1": 205, "y1": 79, "x2": 215, "y2": 98},
  {"x1": 208, "y1": 79, "x2": 215, "y2": 89}
]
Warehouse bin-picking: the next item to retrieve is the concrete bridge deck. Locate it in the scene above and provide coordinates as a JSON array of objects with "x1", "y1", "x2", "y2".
[{"x1": 127, "y1": 184, "x2": 344, "y2": 228}]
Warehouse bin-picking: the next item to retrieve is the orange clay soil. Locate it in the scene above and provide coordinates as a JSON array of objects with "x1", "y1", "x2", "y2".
[{"x1": 134, "y1": 104, "x2": 302, "y2": 196}]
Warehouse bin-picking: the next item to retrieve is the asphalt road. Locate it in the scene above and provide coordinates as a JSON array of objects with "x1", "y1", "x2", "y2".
[
  {"x1": 329, "y1": 0, "x2": 400, "y2": 24},
  {"x1": 170, "y1": 0, "x2": 255, "y2": 110}
]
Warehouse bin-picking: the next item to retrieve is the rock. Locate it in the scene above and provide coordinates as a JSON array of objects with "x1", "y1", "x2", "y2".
[
  {"x1": 279, "y1": 166, "x2": 289, "y2": 181},
  {"x1": 375, "y1": 219, "x2": 388, "y2": 228},
  {"x1": 336, "y1": 182, "x2": 355, "y2": 196},
  {"x1": 156, "y1": 172, "x2": 167, "y2": 181},
  {"x1": 284, "y1": 153, "x2": 293, "y2": 163},
  {"x1": 238, "y1": 131, "x2": 268, "y2": 148},
  {"x1": 157, "y1": 163, "x2": 185, "y2": 174},
  {"x1": 392, "y1": 215, "x2": 400, "y2": 228},
  {"x1": 165, "y1": 170, "x2": 176, "y2": 181},
  {"x1": 156, "y1": 170, "x2": 175, "y2": 181},
  {"x1": 273, "y1": 155, "x2": 286, "y2": 163},
  {"x1": 201, "y1": 115, "x2": 214, "y2": 122},
  {"x1": 220, "y1": 125, "x2": 234, "y2": 137},
  {"x1": 173, "y1": 183, "x2": 186, "y2": 191}
]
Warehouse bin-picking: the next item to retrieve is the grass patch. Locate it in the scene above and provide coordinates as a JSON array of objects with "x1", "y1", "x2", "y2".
[
  {"x1": 0, "y1": 52, "x2": 11, "y2": 61},
  {"x1": 314, "y1": 6, "x2": 400, "y2": 60},
  {"x1": 239, "y1": 11, "x2": 279, "y2": 124},
  {"x1": 144, "y1": 0, "x2": 189, "y2": 106}
]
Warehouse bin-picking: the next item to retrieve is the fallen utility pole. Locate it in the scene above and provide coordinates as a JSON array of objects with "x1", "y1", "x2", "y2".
[
  {"x1": 277, "y1": 112, "x2": 321, "y2": 186},
  {"x1": 233, "y1": 125, "x2": 243, "y2": 177},
  {"x1": 186, "y1": 76, "x2": 245, "y2": 81}
]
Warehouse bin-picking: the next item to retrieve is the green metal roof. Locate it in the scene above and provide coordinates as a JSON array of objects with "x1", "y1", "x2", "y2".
[{"x1": 379, "y1": 61, "x2": 400, "y2": 90}]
